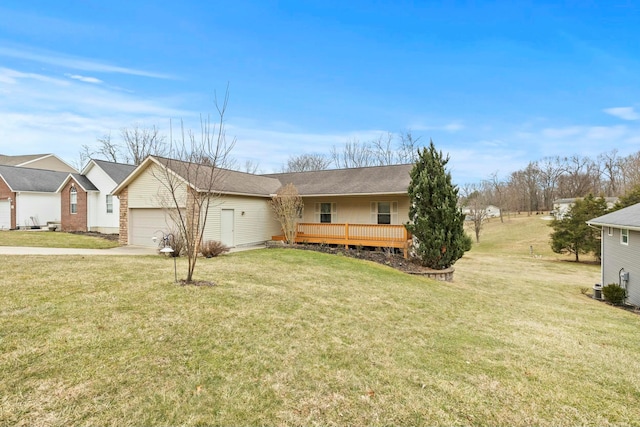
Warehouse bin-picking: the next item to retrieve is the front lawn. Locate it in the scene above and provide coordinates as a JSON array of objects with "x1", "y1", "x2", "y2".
[
  {"x1": 0, "y1": 230, "x2": 119, "y2": 249},
  {"x1": 1, "y1": 226, "x2": 639, "y2": 425}
]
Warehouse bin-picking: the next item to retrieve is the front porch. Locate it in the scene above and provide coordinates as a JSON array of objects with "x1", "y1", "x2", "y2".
[{"x1": 272, "y1": 223, "x2": 412, "y2": 258}]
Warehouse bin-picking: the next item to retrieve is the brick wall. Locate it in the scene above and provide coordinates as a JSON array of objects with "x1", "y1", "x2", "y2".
[
  {"x1": 0, "y1": 178, "x2": 16, "y2": 229},
  {"x1": 60, "y1": 179, "x2": 88, "y2": 232},
  {"x1": 118, "y1": 187, "x2": 129, "y2": 245}
]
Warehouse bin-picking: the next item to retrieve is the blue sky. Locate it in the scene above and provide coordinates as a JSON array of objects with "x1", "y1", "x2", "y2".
[{"x1": 1, "y1": 1, "x2": 639, "y2": 182}]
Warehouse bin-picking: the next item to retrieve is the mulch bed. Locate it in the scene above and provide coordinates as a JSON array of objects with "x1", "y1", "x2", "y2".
[{"x1": 285, "y1": 243, "x2": 433, "y2": 274}]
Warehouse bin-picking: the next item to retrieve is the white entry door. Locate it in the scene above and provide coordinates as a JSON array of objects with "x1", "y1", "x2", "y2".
[{"x1": 220, "y1": 209, "x2": 235, "y2": 247}]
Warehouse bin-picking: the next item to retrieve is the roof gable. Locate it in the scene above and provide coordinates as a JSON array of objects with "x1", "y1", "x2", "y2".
[
  {"x1": 56, "y1": 174, "x2": 99, "y2": 193},
  {"x1": 83, "y1": 159, "x2": 136, "y2": 185},
  {"x1": 0, "y1": 154, "x2": 77, "y2": 173}
]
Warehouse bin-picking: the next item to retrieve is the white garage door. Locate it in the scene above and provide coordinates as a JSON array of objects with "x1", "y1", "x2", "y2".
[
  {"x1": 129, "y1": 208, "x2": 175, "y2": 247},
  {"x1": 0, "y1": 200, "x2": 10, "y2": 230}
]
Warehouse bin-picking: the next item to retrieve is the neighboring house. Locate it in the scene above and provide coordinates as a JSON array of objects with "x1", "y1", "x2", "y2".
[
  {"x1": 0, "y1": 165, "x2": 87, "y2": 230},
  {"x1": 0, "y1": 159, "x2": 133, "y2": 232},
  {"x1": 587, "y1": 203, "x2": 640, "y2": 307},
  {"x1": 0, "y1": 154, "x2": 77, "y2": 173},
  {"x1": 113, "y1": 156, "x2": 413, "y2": 250},
  {"x1": 553, "y1": 197, "x2": 618, "y2": 219},
  {"x1": 81, "y1": 159, "x2": 136, "y2": 234},
  {"x1": 461, "y1": 204, "x2": 500, "y2": 219}
]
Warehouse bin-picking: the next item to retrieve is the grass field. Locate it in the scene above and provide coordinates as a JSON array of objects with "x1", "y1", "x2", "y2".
[
  {"x1": 1, "y1": 215, "x2": 639, "y2": 426},
  {"x1": 0, "y1": 230, "x2": 119, "y2": 249}
]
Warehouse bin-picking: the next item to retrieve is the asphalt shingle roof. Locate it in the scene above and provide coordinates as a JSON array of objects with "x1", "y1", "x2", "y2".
[
  {"x1": 154, "y1": 157, "x2": 282, "y2": 196},
  {"x1": 153, "y1": 157, "x2": 412, "y2": 197},
  {"x1": 588, "y1": 203, "x2": 640, "y2": 229},
  {"x1": 264, "y1": 163, "x2": 413, "y2": 196},
  {"x1": 0, "y1": 165, "x2": 98, "y2": 192},
  {"x1": 91, "y1": 159, "x2": 136, "y2": 185},
  {"x1": 0, "y1": 165, "x2": 68, "y2": 192}
]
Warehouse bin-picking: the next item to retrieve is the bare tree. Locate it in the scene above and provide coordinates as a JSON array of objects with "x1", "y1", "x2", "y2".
[
  {"x1": 152, "y1": 88, "x2": 236, "y2": 283},
  {"x1": 371, "y1": 132, "x2": 396, "y2": 165},
  {"x1": 620, "y1": 151, "x2": 640, "y2": 193},
  {"x1": 282, "y1": 153, "x2": 332, "y2": 172},
  {"x1": 598, "y1": 149, "x2": 623, "y2": 196},
  {"x1": 96, "y1": 132, "x2": 120, "y2": 163},
  {"x1": 331, "y1": 138, "x2": 374, "y2": 168},
  {"x1": 121, "y1": 124, "x2": 167, "y2": 165},
  {"x1": 460, "y1": 183, "x2": 489, "y2": 243},
  {"x1": 397, "y1": 131, "x2": 422, "y2": 163},
  {"x1": 269, "y1": 183, "x2": 304, "y2": 244},
  {"x1": 74, "y1": 144, "x2": 94, "y2": 170},
  {"x1": 242, "y1": 159, "x2": 261, "y2": 174},
  {"x1": 486, "y1": 171, "x2": 507, "y2": 222},
  {"x1": 537, "y1": 156, "x2": 565, "y2": 210}
]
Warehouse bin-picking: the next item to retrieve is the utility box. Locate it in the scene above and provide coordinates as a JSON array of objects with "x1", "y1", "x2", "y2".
[{"x1": 593, "y1": 283, "x2": 602, "y2": 300}]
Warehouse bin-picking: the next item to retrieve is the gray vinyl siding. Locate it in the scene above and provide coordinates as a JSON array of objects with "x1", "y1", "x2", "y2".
[{"x1": 601, "y1": 227, "x2": 640, "y2": 307}]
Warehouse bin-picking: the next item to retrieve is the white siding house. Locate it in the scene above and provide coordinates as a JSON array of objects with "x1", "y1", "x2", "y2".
[{"x1": 81, "y1": 159, "x2": 136, "y2": 234}]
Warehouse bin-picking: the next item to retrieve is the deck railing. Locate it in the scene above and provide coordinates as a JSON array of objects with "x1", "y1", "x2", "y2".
[{"x1": 272, "y1": 222, "x2": 412, "y2": 257}]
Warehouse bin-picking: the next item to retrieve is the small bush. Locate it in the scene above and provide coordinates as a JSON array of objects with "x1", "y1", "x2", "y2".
[
  {"x1": 602, "y1": 283, "x2": 627, "y2": 305},
  {"x1": 200, "y1": 240, "x2": 230, "y2": 258}
]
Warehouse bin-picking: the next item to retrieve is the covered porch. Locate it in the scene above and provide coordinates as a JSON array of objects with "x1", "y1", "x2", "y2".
[{"x1": 272, "y1": 222, "x2": 412, "y2": 258}]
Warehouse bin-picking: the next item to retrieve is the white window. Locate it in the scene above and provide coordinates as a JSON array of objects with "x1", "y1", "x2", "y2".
[
  {"x1": 70, "y1": 187, "x2": 77, "y2": 214},
  {"x1": 607, "y1": 227, "x2": 613, "y2": 236},
  {"x1": 371, "y1": 201, "x2": 398, "y2": 224},
  {"x1": 106, "y1": 194, "x2": 113, "y2": 214},
  {"x1": 315, "y1": 203, "x2": 336, "y2": 223},
  {"x1": 621, "y1": 228, "x2": 629, "y2": 245}
]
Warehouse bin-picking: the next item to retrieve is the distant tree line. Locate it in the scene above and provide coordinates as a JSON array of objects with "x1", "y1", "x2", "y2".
[{"x1": 466, "y1": 150, "x2": 640, "y2": 217}]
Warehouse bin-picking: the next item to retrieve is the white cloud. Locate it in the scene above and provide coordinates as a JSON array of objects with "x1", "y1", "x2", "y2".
[
  {"x1": 603, "y1": 107, "x2": 640, "y2": 121},
  {"x1": 541, "y1": 126, "x2": 583, "y2": 139},
  {"x1": 65, "y1": 74, "x2": 103, "y2": 84},
  {"x1": 408, "y1": 120, "x2": 464, "y2": 133},
  {"x1": 0, "y1": 46, "x2": 173, "y2": 79}
]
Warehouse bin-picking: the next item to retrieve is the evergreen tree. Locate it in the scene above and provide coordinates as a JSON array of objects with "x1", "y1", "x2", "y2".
[
  {"x1": 612, "y1": 184, "x2": 640, "y2": 211},
  {"x1": 406, "y1": 140, "x2": 471, "y2": 269},
  {"x1": 549, "y1": 194, "x2": 608, "y2": 262}
]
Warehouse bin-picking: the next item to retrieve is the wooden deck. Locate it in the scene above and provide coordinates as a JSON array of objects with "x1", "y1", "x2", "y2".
[{"x1": 272, "y1": 223, "x2": 412, "y2": 257}]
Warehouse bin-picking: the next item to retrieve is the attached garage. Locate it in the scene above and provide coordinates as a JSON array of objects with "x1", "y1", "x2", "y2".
[
  {"x1": 0, "y1": 200, "x2": 11, "y2": 230},
  {"x1": 129, "y1": 208, "x2": 175, "y2": 247}
]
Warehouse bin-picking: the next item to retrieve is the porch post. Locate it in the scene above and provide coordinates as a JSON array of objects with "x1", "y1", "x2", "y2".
[{"x1": 344, "y1": 223, "x2": 349, "y2": 249}]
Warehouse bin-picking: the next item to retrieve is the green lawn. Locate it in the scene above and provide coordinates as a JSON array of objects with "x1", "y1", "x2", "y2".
[
  {"x1": 1, "y1": 216, "x2": 639, "y2": 426},
  {"x1": 0, "y1": 230, "x2": 119, "y2": 249}
]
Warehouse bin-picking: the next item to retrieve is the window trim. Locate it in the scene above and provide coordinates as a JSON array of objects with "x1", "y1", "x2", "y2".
[
  {"x1": 370, "y1": 201, "x2": 398, "y2": 225},
  {"x1": 106, "y1": 194, "x2": 113, "y2": 214},
  {"x1": 70, "y1": 187, "x2": 77, "y2": 214},
  {"x1": 315, "y1": 202, "x2": 336, "y2": 223},
  {"x1": 621, "y1": 228, "x2": 629, "y2": 246}
]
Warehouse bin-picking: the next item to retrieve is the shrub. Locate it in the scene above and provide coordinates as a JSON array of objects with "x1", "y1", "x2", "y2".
[
  {"x1": 157, "y1": 231, "x2": 185, "y2": 258},
  {"x1": 200, "y1": 240, "x2": 230, "y2": 258},
  {"x1": 602, "y1": 283, "x2": 627, "y2": 305}
]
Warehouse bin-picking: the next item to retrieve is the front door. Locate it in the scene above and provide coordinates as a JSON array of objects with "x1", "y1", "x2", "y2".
[{"x1": 220, "y1": 209, "x2": 235, "y2": 247}]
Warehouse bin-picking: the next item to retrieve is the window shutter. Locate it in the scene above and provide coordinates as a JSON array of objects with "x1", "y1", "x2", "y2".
[
  {"x1": 391, "y1": 201, "x2": 398, "y2": 224},
  {"x1": 370, "y1": 202, "x2": 377, "y2": 223},
  {"x1": 331, "y1": 203, "x2": 337, "y2": 222},
  {"x1": 314, "y1": 203, "x2": 320, "y2": 223}
]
